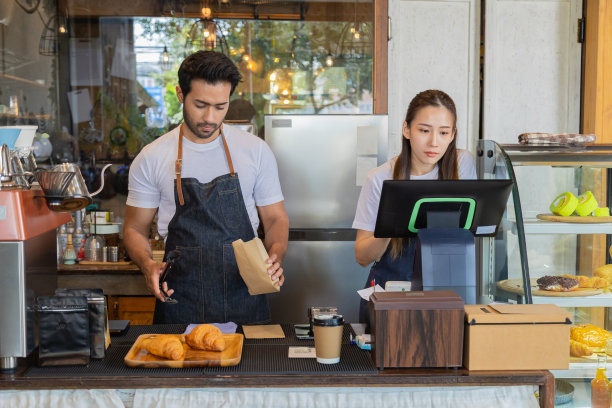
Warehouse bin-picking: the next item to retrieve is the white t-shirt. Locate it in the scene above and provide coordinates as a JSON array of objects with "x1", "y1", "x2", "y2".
[
  {"x1": 127, "y1": 124, "x2": 284, "y2": 238},
  {"x1": 352, "y1": 149, "x2": 477, "y2": 232}
]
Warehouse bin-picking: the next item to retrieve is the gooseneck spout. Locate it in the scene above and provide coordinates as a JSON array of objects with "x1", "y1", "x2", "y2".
[{"x1": 89, "y1": 163, "x2": 113, "y2": 197}]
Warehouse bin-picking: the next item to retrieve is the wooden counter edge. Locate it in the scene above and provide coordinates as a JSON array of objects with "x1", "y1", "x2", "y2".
[{"x1": 0, "y1": 369, "x2": 554, "y2": 407}]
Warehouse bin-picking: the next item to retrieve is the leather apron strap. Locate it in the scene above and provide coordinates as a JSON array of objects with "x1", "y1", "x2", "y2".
[{"x1": 176, "y1": 123, "x2": 235, "y2": 206}]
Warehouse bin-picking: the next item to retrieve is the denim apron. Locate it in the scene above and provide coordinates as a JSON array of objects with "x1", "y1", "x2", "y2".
[
  {"x1": 358, "y1": 238, "x2": 421, "y2": 326},
  {"x1": 153, "y1": 124, "x2": 270, "y2": 324}
]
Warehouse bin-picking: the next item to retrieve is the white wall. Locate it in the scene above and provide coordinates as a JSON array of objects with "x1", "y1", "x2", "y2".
[{"x1": 387, "y1": 0, "x2": 480, "y2": 158}]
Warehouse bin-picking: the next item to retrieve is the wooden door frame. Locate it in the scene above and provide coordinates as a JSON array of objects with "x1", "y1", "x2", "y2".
[{"x1": 373, "y1": 0, "x2": 389, "y2": 114}]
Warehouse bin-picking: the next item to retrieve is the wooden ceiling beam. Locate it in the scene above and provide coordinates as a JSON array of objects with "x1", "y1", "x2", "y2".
[{"x1": 60, "y1": 0, "x2": 372, "y2": 23}]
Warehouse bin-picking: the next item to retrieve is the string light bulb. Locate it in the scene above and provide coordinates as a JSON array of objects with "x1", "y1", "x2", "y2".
[
  {"x1": 162, "y1": 47, "x2": 170, "y2": 63},
  {"x1": 160, "y1": 46, "x2": 171, "y2": 70},
  {"x1": 201, "y1": 7, "x2": 212, "y2": 18}
]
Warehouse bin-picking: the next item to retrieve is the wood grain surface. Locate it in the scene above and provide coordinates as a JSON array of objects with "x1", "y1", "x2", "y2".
[
  {"x1": 497, "y1": 278, "x2": 604, "y2": 297},
  {"x1": 124, "y1": 333, "x2": 243, "y2": 368},
  {"x1": 372, "y1": 308, "x2": 464, "y2": 368},
  {"x1": 78, "y1": 260, "x2": 134, "y2": 266},
  {"x1": 536, "y1": 213, "x2": 612, "y2": 223}
]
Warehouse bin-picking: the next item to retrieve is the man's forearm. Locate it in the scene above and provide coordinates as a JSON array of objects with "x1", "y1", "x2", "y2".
[
  {"x1": 124, "y1": 227, "x2": 154, "y2": 270},
  {"x1": 263, "y1": 218, "x2": 289, "y2": 262}
]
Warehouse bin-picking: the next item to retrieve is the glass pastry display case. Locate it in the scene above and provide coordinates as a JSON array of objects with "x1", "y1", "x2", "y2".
[{"x1": 476, "y1": 140, "x2": 612, "y2": 404}]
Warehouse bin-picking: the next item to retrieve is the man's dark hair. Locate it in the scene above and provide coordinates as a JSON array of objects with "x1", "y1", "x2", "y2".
[{"x1": 178, "y1": 51, "x2": 242, "y2": 97}]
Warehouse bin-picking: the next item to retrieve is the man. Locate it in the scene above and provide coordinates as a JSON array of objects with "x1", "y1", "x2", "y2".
[{"x1": 124, "y1": 51, "x2": 289, "y2": 324}]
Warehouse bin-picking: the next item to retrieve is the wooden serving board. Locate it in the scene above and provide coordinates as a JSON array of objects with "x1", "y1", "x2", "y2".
[
  {"x1": 124, "y1": 333, "x2": 243, "y2": 368},
  {"x1": 497, "y1": 278, "x2": 603, "y2": 297},
  {"x1": 536, "y1": 213, "x2": 612, "y2": 223}
]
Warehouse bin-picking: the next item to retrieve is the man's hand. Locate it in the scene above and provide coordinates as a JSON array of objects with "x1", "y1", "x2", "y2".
[
  {"x1": 266, "y1": 253, "x2": 284, "y2": 286},
  {"x1": 257, "y1": 201, "x2": 289, "y2": 287},
  {"x1": 141, "y1": 259, "x2": 175, "y2": 302}
]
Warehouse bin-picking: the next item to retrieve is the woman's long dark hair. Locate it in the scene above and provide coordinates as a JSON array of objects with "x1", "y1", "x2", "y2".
[{"x1": 389, "y1": 89, "x2": 459, "y2": 259}]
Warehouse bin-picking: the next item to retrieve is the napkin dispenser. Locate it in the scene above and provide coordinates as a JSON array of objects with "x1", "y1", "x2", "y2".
[{"x1": 368, "y1": 290, "x2": 464, "y2": 369}]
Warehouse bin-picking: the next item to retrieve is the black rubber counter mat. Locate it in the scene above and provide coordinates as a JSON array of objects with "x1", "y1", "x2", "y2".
[
  {"x1": 24, "y1": 324, "x2": 376, "y2": 377},
  {"x1": 204, "y1": 343, "x2": 377, "y2": 375}
]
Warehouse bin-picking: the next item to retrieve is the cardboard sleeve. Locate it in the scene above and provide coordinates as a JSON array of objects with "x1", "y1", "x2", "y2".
[{"x1": 232, "y1": 237, "x2": 281, "y2": 295}]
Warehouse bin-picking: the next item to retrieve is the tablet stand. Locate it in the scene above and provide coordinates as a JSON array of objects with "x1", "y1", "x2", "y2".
[{"x1": 417, "y1": 227, "x2": 476, "y2": 305}]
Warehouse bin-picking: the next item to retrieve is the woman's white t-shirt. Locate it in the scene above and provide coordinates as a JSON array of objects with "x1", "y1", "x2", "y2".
[
  {"x1": 352, "y1": 149, "x2": 477, "y2": 232},
  {"x1": 127, "y1": 124, "x2": 284, "y2": 238}
]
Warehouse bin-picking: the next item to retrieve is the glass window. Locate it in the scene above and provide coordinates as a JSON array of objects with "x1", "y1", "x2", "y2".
[{"x1": 61, "y1": 2, "x2": 374, "y2": 164}]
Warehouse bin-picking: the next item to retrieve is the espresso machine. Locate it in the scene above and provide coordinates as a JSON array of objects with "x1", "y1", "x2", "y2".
[{"x1": 0, "y1": 144, "x2": 70, "y2": 371}]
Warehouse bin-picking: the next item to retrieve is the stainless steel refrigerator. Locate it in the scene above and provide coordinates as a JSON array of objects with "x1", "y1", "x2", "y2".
[{"x1": 264, "y1": 114, "x2": 388, "y2": 323}]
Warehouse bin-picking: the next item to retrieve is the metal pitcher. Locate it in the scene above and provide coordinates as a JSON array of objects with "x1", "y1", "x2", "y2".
[
  {"x1": 46, "y1": 163, "x2": 112, "y2": 212},
  {"x1": 0, "y1": 144, "x2": 20, "y2": 191}
]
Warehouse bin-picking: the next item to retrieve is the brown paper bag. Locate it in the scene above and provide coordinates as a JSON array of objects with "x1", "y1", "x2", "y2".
[{"x1": 232, "y1": 237, "x2": 281, "y2": 295}]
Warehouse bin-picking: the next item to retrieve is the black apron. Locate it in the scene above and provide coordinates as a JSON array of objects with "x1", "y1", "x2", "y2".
[
  {"x1": 153, "y1": 124, "x2": 270, "y2": 324},
  {"x1": 358, "y1": 238, "x2": 422, "y2": 326}
]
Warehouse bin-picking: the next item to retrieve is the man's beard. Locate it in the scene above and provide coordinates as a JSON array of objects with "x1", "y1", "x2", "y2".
[{"x1": 183, "y1": 107, "x2": 222, "y2": 140}]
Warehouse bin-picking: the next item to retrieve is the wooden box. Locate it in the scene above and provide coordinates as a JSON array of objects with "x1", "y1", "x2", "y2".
[{"x1": 368, "y1": 290, "x2": 464, "y2": 369}]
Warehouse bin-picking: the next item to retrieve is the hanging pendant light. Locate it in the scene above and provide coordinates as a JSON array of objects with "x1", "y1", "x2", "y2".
[{"x1": 160, "y1": 46, "x2": 171, "y2": 70}]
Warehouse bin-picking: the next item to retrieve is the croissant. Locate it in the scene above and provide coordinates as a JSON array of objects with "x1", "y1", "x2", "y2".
[
  {"x1": 560, "y1": 274, "x2": 609, "y2": 289},
  {"x1": 185, "y1": 324, "x2": 226, "y2": 351},
  {"x1": 570, "y1": 324, "x2": 612, "y2": 349},
  {"x1": 142, "y1": 334, "x2": 185, "y2": 360},
  {"x1": 570, "y1": 339, "x2": 593, "y2": 357},
  {"x1": 594, "y1": 264, "x2": 612, "y2": 284}
]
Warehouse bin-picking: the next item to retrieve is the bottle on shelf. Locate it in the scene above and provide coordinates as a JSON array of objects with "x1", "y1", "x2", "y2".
[
  {"x1": 56, "y1": 223, "x2": 68, "y2": 264},
  {"x1": 591, "y1": 353, "x2": 611, "y2": 408},
  {"x1": 73, "y1": 209, "x2": 87, "y2": 261},
  {"x1": 63, "y1": 234, "x2": 77, "y2": 265}
]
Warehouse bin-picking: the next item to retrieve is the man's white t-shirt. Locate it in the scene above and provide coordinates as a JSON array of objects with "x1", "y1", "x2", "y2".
[
  {"x1": 127, "y1": 124, "x2": 284, "y2": 238},
  {"x1": 352, "y1": 149, "x2": 477, "y2": 232}
]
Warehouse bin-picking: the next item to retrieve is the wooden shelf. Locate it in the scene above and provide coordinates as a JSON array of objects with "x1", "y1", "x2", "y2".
[{"x1": 58, "y1": 263, "x2": 140, "y2": 273}]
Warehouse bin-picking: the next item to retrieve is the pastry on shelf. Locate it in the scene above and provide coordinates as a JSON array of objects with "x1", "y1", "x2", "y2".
[
  {"x1": 559, "y1": 274, "x2": 609, "y2": 289},
  {"x1": 594, "y1": 265, "x2": 612, "y2": 284},
  {"x1": 536, "y1": 275, "x2": 579, "y2": 292},
  {"x1": 570, "y1": 324, "x2": 612, "y2": 356},
  {"x1": 185, "y1": 324, "x2": 226, "y2": 351},
  {"x1": 570, "y1": 339, "x2": 593, "y2": 357}
]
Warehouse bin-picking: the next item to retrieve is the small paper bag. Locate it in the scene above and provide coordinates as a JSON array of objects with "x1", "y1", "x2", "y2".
[{"x1": 232, "y1": 237, "x2": 281, "y2": 295}]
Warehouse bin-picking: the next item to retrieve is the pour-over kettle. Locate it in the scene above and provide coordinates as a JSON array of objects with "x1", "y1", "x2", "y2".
[{"x1": 36, "y1": 163, "x2": 112, "y2": 212}]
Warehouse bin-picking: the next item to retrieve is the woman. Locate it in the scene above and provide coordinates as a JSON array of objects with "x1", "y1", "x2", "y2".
[{"x1": 352, "y1": 89, "x2": 477, "y2": 324}]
